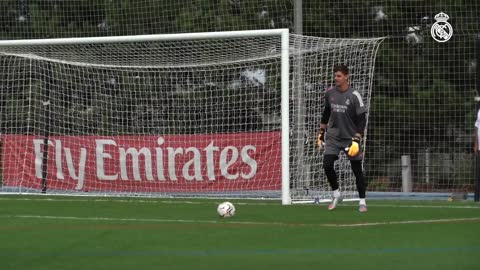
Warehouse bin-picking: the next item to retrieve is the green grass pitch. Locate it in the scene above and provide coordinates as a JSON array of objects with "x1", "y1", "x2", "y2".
[{"x1": 0, "y1": 196, "x2": 479, "y2": 270}]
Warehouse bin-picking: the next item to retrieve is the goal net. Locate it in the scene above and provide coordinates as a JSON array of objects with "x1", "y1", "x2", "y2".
[{"x1": 0, "y1": 30, "x2": 383, "y2": 203}]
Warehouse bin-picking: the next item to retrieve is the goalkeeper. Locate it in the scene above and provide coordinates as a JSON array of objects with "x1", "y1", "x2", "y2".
[{"x1": 317, "y1": 64, "x2": 368, "y2": 212}]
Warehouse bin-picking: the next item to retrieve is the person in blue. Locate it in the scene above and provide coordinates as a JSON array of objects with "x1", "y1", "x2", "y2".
[{"x1": 317, "y1": 64, "x2": 368, "y2": 212}]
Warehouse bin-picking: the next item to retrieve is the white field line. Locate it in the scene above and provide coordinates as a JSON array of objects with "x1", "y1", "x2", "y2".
[
  {"x1": 1, "y1": 214, "x2": 287, "y2": 226},
  {"x1": 0, "y1": 197, "x2": 479, "y2": 209},
  {"x1": 322, "y1": 217, "x2": 480, "y2": 227},
  {"x1": 365, "y1": 204, "x2": 480, "y2": 209},
  {"x1": 2, "y1": 214, "x2": 480, "y2": 228}
]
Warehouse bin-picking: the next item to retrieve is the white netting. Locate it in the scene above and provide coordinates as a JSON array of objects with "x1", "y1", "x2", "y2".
[
  {"x1": 0, "y1": 32, "x2": 383, "y2": 202},
  {"x1": 289, "y1": 35, "x2": 384, "y2": 202}
]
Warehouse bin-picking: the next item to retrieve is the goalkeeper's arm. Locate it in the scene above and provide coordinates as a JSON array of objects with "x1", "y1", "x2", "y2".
[
  {"x1": 355, "y1": 112, "x2": 367, "y2": 137},
  {"x1": 317, "y1": 103, "x2": 331, "y2": 149}
]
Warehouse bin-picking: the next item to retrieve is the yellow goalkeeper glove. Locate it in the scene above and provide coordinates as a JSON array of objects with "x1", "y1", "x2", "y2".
[
  {"x1": 317, "y1": 128, "x2": 325, "y2": 150},
  {"x1": 346, "y1": 134, "x2": 362, "y2": 157}
]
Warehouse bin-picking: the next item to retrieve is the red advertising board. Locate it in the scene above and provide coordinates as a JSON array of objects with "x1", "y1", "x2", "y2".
[{"x1": 1, "y1": 132, "x2": 281, "y2": 192}]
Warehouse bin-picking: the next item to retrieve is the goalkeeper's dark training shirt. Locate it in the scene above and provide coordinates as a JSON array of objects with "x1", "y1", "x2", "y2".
[{"x1": 322, "y1": 86, "x2": 367, "y2": 140}]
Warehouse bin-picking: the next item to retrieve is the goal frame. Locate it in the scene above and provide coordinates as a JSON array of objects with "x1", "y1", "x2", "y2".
[{"x1": 0, "y1": 29, "x2": 292, "y2": 204}]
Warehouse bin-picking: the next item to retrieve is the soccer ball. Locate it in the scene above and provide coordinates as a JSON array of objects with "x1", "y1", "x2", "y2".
[{"x1": 217, "y1": 202, "x2": 235, "y2": 218}]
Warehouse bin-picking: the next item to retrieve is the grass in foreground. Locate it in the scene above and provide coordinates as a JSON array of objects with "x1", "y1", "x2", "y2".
[{"x1": 0, "y1": 196, "x2": 479, "y2": 270}]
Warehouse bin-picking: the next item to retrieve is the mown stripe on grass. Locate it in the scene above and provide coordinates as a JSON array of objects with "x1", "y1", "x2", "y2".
[
  {"x1": 1, "y1": 197, "x2": 479, "y2": 209},
  {"x1": 1, "y1": 246, "x2": 480, "y2": 257}
]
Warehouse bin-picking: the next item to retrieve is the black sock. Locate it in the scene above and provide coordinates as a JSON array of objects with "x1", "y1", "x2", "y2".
[
  {"x1": 323, "y1": 155, "x2": 339, "y2": 191},
  {"x1": 351, "y1": 160, "x2": 366, "y2": 198}
]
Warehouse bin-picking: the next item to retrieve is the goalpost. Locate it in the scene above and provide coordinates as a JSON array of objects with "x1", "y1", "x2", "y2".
[{"x1": 0, "y1": 29, "x2": 383, "y2": 204}]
